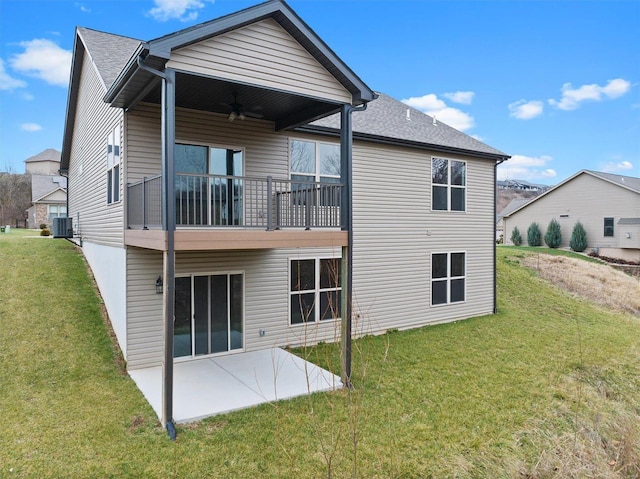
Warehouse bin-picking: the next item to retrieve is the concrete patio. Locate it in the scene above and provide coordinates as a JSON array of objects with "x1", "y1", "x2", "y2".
[{"x1": 128, "y1": 348, "x2": 342, "y2": 423}]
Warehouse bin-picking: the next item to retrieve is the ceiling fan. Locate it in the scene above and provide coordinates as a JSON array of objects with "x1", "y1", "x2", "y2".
[{"x1": 220, "y1": 92, "x2": 264, "y2": 121}]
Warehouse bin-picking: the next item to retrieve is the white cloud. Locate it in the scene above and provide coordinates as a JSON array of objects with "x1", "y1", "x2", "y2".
[
  {"x1": 497, "y1": 154, "x2": 557, "y2": 181},
  {"x1": 75, "y1": 3, "x2": 91, "y2": 13},
  {"x1": 602, "y1": 160, "x2": 633, "y2": 173},
  {"x1": 149, "y1": 0, "x2": 215, "y2": 22},
  {"x1": 508, "y1": 99, "x2": 543, "y2": 120},
  {"x1": 22, "y1": 92, "x2": 35, "y2": 101},
  {"x1": 443, "y1": 91, "x2": 474, "y2": 105},
  {"x1": 9, "y1": 39, "x2": 72, "y2": 87},
  {"x1": 0, "y1": 59, "x2": 26, "y2": 90},
  {"x1": 549, "y1": 78, "x2": 631, "y2": 111},
  {"x1": 21, "y1": 123, "x2": 42, "y2": 132},
  {"x1": 401, "y1": 93, "x2": 475, "y2": 131}
]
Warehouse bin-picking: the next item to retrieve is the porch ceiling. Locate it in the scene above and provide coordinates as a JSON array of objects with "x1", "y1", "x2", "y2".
[{"x1": 135, "y1": 73, "x2": 343, "y2": 131}]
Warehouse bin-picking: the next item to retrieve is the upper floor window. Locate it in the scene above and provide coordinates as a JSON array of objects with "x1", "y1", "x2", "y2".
[
  {"x1": 432, "y1": 158, "x2": 466, "y2": 211},
  {"x1": 107, "y1": 126, "x2": 121, "y2": 204},
  {"x1": 431, "y1": 252, "x2": 466, "y2": 305},
  {"x1": 604, "y1": 217, "x2": 614, "y2": 237},
  {"x1": 290, "y1": 139, "x2": 340, "y2": 184},
  {"x1": 290, "y1": 257, "x2": 341, "y2": 325}
]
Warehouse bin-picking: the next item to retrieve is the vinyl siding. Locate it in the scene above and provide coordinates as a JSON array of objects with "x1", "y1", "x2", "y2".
[
  {"x1": 351, "y1": 142, "x2": 496, "y2": 333},
  {"x1": 166, "y1": 18, "x2": 351, "y2": 104},
  {"x1": 125, "y1": 107, "x2": 343, "y2": 368},
  {"x1": 67, "y1": 50, "x2": 124, "y2": 247},
  {"x1": 503, "y1": 173, "x2": 640, "y2": 249},
  {"x1": 126, "y1": 247, "x2": 343, "y2": 369},
  {"x1": 126, "y1": 102, "x2": 288, "y2": 183}
]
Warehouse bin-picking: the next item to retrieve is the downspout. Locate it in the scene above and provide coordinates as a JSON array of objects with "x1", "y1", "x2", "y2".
[
  {"x1": 494, "y1": 159, "x2": 506, "y2": 314},
  {"x1": 340, "y1": 102, "x2": 367, "y2": 388},
  {"x1": 137, "y1": 56, "x2": 177, "y2": 441}
]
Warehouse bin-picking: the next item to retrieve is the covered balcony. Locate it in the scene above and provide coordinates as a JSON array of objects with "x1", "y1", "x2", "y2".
[{"x1": 125, "y1": 173, "x2": 347, "y2": 251}]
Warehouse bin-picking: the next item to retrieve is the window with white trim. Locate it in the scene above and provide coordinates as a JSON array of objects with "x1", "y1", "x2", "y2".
[
  {"x1": 431, "y1": 252, "x2": 466, "y2": 305},
  {"x1": 47, "y1": 205, "x2": 67, "y2": 221},
  {"x1": 290, "y1": 257, "x2": 341, "y2": 324},
  {"x1": 604, "y1": 217, "x2": 614, "y2": 237},
  {"x1": 107, "y1": 126, "x2": 121, "y2": 204},
  {"x1": 432, "y1": 157, "x2": 466, "y2": 211}
]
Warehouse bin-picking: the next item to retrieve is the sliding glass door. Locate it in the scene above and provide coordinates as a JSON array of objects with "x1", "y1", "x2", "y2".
[{"x1": 174, "y1": 273, "x2": 244, "y2": 359}]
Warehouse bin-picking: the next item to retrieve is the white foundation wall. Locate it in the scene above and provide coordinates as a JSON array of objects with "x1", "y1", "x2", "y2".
[{"x1": 82, "y1": 241, "x2": 128, "y2": 356}]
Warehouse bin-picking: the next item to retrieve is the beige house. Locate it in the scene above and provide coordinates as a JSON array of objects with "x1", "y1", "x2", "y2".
[
  {"x1": 60, "y1": 0, "x2": 508, "y2": 428},
  {"x1": 503, "y1": 170, "x2": 640, "y2": 261},
  {"x1": 25, "y1": 149, "x2": 63, "y2": 175},
  {"x1": 24, "y1": 149, "x2": 68, "y2": 229}
]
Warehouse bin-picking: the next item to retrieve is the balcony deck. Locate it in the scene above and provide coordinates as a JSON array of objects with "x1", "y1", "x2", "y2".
[
  {"x1": 125, "y1": 228, "x2": 347, "y2": 251},
  {"x1": 126, "y1": 174, "x2": 347, "y2": 251}
]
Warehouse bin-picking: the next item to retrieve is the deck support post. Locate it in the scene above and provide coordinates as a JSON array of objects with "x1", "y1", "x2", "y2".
[
  {"x1": 161, "y1": 68, "x2": 176, "y2": 438},
  {"x1": 340, "y1": 104, "x2": 354, "y2": 388}
]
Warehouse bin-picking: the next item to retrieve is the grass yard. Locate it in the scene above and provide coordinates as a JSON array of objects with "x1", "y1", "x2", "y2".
[{"x1": 1, "y1": 231, "x2": 639, "y2": 478}]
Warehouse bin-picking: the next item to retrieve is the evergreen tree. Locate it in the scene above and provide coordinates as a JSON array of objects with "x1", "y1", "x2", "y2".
[
  {"x1": 570, "y1": 222, "x2": 588, "y2": 252},
  {"x1": 527, "y1": 222, "x2": 542, "y2": 246},
  {"x1": 544, "y1": 219, "x2": 562, "y2": 248},
  {"x1": 510, "y1": 226, "x2": 522, "y2": 246}
]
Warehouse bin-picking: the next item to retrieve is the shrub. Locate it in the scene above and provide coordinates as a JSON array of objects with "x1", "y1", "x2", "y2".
[
  {"x1": 570, "y1": 222, "x2": 588, "y2": 252},
  {"x1": 544, "y1": 219, "x2": 562, "y2": 248},
  {"x1": 510, "y1": 227, "x2": 522, "y2": 246},
  {"x1": 40, "y1": 228, "x2": 51, "y2": 236},
  {"x1": 527, "y1": 222, "x2": 542, "y2": 246},
  {"x1": 39, "y1": 223, "x2": 48, "y2": 230}
]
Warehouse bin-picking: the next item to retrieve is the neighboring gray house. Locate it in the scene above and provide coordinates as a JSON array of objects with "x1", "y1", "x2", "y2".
[
  {"x1": 59, "y1": 0, "x2": 508, "y2": 426},
  {"x1": 26, "y1": 174, "x2": 68, "y2": 229},
  {"x1": 496, "y1": 197, "x2": 532, "y2": 241},
  {"x1": 24, "y1": 149, "x2": 67, "y2": 229},
  {"x1": 25, "y1": 148, "x2": 63, "y2": 175},
  {"x1": 503, "y1": 170, "x2": 640, "y2": 261}
]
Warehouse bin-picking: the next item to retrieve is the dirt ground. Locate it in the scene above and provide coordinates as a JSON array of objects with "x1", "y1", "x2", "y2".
[{"x1": 518, "y1": 253, "x2": 640, "y2": 317}]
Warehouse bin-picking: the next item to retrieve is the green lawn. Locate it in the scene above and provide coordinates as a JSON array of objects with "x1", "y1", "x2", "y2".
[{"x1": 1, "y1": 232, "x2": 638, "y2": 478}]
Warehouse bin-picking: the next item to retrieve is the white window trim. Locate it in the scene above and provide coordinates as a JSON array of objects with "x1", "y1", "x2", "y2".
[
  {"x1": 430, "y1": 251, "x2": 467, "y2": 306},
  {"x1": 174, "y1": 270, "x2": 245, "y2": 362},
  {"x1": 431, "y1": 156, "x2": 467, "y2": 212},
  {"x1": 106, "y1": 125, "x2": 121, "y2": 205},
  {"x1": 289, "y1": 139, "x2": 341, "y2": 183},
  {"x1": 289, "y1": 256, "x2": 342, "y2": 326}
]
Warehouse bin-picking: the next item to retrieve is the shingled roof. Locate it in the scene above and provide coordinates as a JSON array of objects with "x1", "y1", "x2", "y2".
[
  {"x1": 24, "y1": 148, "x2": 61, "y2": 163},
  {"x1": 586, "y1": 170, "x2": 640, "y2": 194},
  {"x1": 77, "y1": 28, "x2": 142, "y2": 90},
  {"x1": 304, "y1": 93, "x2": 507, "y2": 159}
]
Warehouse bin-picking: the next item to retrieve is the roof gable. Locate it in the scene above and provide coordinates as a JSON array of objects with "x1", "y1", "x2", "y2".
[{"x1": 77, "y1": 27, "x2": 142, "y2": 90}]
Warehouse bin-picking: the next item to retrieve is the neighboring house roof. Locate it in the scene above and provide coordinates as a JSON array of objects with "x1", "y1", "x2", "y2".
[
  {"x1": 586, "y1": 170, "x2": 640, "y2": 194},
  {"x1": 31, "y1": 174, "x2": 68, "y2": 203},
  {"x1": 24, "y1": 149, "x2": 61, "y2": 163},
  {"x1": 302, "y1": 93, "x2": 508, "y2": 160},
  {"x1": 502, "y1": 169, "x2": 640, "y2": 218},
  {"x1": 618, "y1": 218, "x2": 640, "y2": 225},
  {"x1": 496, "y1": 198, "x2": 532, "y2": 224}
]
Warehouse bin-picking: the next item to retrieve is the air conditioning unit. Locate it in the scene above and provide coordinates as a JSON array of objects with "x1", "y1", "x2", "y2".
[{"x1": 52, "y1": 217, "x2": 73, "y2": 238}]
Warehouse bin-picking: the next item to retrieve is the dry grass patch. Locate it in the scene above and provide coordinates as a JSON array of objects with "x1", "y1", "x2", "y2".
[{"x1": 519, "y1": 254, "x2": 640, "y2": 316}]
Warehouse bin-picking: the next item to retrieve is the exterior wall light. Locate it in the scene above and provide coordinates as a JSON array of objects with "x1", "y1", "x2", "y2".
[{"x1": 156, "y1": 275, "x2": 163, "y2": 294}]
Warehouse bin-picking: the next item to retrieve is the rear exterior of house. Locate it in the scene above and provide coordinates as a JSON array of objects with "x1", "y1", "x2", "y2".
[
  {"x1": 503, "y1": 170, "x2": 640, "y2": 262},
  {"x1": 60, "y1": 0, "x2": 508, "y2": 376}
]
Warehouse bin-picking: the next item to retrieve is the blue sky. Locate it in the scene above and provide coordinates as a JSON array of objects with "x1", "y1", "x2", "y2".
[{"x1": 1, "y1": 0, "x2": 638, "y2": 184}]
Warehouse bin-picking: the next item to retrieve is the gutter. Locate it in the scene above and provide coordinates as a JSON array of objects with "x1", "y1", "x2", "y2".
[{"x1": 494, "y1": 158, "x2": 507, "y2": 314}]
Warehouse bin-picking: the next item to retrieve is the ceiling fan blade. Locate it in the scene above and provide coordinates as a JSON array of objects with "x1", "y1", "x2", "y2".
[{"x1": 244, "y1": 111, "x2": 264, "y2": 119}]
